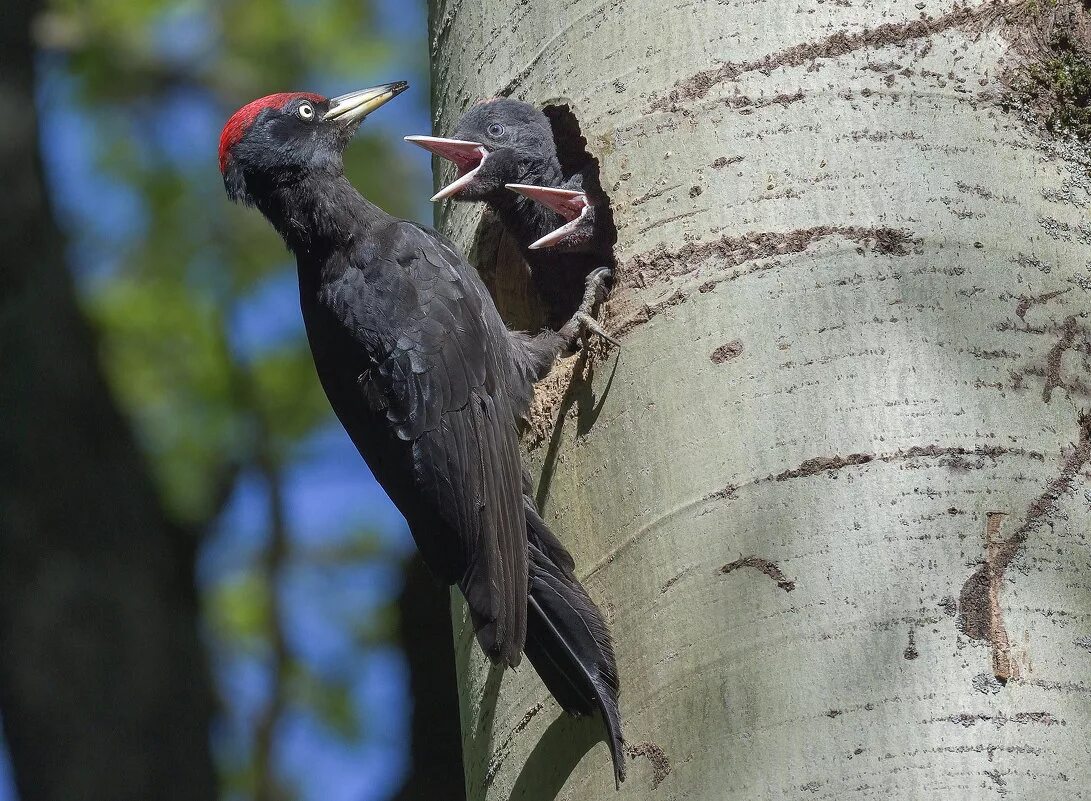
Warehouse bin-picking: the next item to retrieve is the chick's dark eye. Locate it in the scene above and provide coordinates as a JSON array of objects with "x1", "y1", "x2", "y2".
[
  {"x1": 486, "y1": 123, "x2": 505, "y2": 138},
  {"x1": 297, "y1": 103, "x2": 315, "y2": 121}
]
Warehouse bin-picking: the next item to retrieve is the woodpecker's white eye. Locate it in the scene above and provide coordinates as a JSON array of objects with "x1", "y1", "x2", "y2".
[
  {"x1": 486, "y1": 123, "x2": 505, "y2": 138},
  {"x1": 298, "y1": 103, "x2": 315, "y2": 121}
]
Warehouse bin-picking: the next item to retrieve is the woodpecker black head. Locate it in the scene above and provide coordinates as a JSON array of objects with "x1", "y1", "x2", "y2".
[
  {"x1": 219, "y1": 82, "x2": 408, "y2": 206},
  {"x1": 405, "y1": 98, "x2": 561, "y2": 202}
]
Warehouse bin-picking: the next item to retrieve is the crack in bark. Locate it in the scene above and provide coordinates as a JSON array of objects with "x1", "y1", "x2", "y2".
[
  {"x1": 904, "y1": 628, "x2": 920, "y2": 660},
  {"x1": 710, "y1": 340, "x2": 743, "y2": 364},
  {"x1": 937, "y1": 711, "x2": 1062, "y2": 727},
  {"x1": 484, "y1": 702, "x2": 544, "y2": 788},
  {"x1": 1015, "y1": 289, "x2": 1069, "y2": 322},
  {"x1": 624, "y1": 226, "x2": 915, "y2": 291},
  {"x1": 1005, "y1": 291, "x2": 1091, "y2": 400},
  {"x1": 646, "y1": 1, "x2": 1027, "y2": 113},
  {"x1": 711, "y1": 155, "x2": 744, "y2": 168},
  {"x1": 773, "y1": 444, "x2": 1044, "y2": 482},
  {"x1": 660, "y1": 567, "x2": 691, "y2": 594},
  {"x1": 958, "y1": 411, "x2": 1091, "y2": 682},
  {"x1": 720, "y1": 556, "x2": 796, "y2": 592},
  {"x1": 776, "y1": 452, "x2": 875, "y2": 479},
  {"x1": 723, "y1": 89, "x2": 806, "y2": 113},
  {"x1": 1043, "y1": 316, "x2": 1080, "y2": 402},
  {"x1": 703, "y1": 483, "x2": 738, "y2": 503},
  {"x1": 610, "y1": 226, "x2": 917, "y2": 340},
  {"x1": 694, "y1": 444, "x2": 1043, "y2": 530},
  {"x1": 1009, "y1": 314, "x2": 1091, "y2": 401},
  {"x1": 631, "y1": 183, "x2": 684, "y2": 206},
  {"x1": 638, "y1": 208, "x2": 705, "y2": 234}
]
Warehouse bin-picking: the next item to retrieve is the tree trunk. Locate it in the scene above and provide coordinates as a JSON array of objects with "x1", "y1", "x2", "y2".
[
  {"x1": 428, "y1": 0, "x2": 1091, "y2": 798},
  {"x1": 0, "y1": 1, "x2": 216, "y2": 798}
]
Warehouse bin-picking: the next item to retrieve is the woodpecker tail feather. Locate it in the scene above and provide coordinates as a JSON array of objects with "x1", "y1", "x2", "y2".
[{"x1": 523, "y1": 524, "x2": 625, "y2": 787}]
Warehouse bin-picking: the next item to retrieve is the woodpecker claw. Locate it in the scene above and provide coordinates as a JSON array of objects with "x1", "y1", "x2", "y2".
[
  {"x1": 575, "y1": 312, "x2": 620, "y2": 348},
  {"x1": 561, "y1": 267, "x2": 617, "y2": 349}
]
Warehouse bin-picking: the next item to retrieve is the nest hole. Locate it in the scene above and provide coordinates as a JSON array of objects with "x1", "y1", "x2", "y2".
[{"x1": 543, "y1": 103, "x2": 619, "y2": 263}]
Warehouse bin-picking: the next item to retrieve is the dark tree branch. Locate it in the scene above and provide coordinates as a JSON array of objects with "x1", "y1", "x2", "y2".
[
  {"x1": 0, "y1": 1, "x2": 217, "y2": 799},
  {"x1": 252, "y1": 438, "x2": 292, "y2": 801}
]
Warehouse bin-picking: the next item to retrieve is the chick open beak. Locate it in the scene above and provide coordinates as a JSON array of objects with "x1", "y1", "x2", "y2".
[
  {"x1": 404, "y1": 136, "x2": 490, "y2": 201},
  {"x1": 505, "y1": 184, "x2": 590, "y2": 249},
  {"x1": 325, "y1": 82, "x2": 408, "y2": 123}
]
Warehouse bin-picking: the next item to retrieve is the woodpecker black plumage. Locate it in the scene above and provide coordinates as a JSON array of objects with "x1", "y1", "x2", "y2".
[
  {"x1": 406, "y1": 99, "x2": 615, "y2": 327},
  {"x1": 219, "y1": 84, "x2": 625, "y2": 785}
]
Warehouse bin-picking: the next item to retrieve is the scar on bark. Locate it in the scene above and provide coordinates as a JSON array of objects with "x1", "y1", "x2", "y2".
[
  {"x1": 646, "y1": 1, "x2": 1027, "y2": 113},
  {"x1": 483, "y1": 702, "x2": 544, "y2": 787},
  {"x1": 904, "y1": 628, "x2": 920, "y2": 660},
  {"x1": 959, "y1": 513, "x2": 1017, "y2": 682},
  {"x1": 626, "y1": 741, "x2": 671, "y2": 789},
  {"x1": 773, "y1": 444, "x2": 1043, "y2": 482},
  {"x1": 609, "y1": 226, "x2": 918, "y2": 341},
  {"x1": 958, "y1": 411, "x2": 1091, "y2": 683},
  {"x1": 938, "y1": 711, "x2": 1061, "y2": 727},
  {"x1": 711, "y1": 155, "x2": 744, "y2": 168},
  {"x1": 1042, "y1": 317, "x2": 1081, "y2": 401},
  {"x1": 721, "y1": 556, "x2": 796, "y2": 592},
  {"x1": 1014, "y1": 289, "x2": 1068, "y2": 324},
  {"x1": 1009, "y1": 299, "x2": 1090, "y2": 401},
  {"x1": 701, "y1": 445, "x2": 1043, "y2": 514},
  {"x1": 710, "y1": 340, "x2": 743, "y2": 364}
]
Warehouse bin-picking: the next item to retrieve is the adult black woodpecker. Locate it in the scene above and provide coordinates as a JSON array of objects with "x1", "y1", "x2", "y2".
[
  {"x1": 405, "y1": 98, "x2": 615, "y2": 329},
  {"x1": 218, "y1": 83, "x2": 625, "y2": 784}
]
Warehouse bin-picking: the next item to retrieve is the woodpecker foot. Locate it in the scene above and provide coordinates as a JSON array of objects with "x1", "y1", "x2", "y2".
[{"x1": 561, "y1": 267, "x2": 617, "y2": 349}]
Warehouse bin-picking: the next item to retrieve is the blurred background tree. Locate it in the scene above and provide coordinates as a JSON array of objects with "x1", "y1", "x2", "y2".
[{"x1": 0, "y1": 0, "x2": 462, "y2": 799}]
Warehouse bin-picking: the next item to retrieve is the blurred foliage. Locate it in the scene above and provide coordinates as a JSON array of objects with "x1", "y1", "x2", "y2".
[{"x1": 33, "y1": 0, "x2": 426, "y2": 798}]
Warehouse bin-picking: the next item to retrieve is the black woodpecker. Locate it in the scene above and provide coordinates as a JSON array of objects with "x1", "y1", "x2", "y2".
[{"x1": 218, "y1": 83, "x2": 625, "y2": 784}]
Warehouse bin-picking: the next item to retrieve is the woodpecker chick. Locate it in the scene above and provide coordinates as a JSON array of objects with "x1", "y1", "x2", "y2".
[{"x1": 506, "y1": 176, "x2": 602, "y2": 252}]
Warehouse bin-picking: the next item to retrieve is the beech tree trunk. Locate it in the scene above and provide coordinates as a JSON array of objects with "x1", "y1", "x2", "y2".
[{"x1": 427, "y1": 1, "x2": 1091, "y2": 799}]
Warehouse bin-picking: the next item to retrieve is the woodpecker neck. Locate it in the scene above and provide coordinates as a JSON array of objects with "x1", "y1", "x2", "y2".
[
  {"x1": 255, "y1": 170, "x2": 386, "y2": 256},
  {"x1": 486, "y1": 154, "x2": 566, "y2": 253}
]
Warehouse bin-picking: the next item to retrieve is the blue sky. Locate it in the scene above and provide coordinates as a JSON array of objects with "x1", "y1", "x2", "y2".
[{"x1": 2, "y1": 1, "x2": 443, "y2": 799}]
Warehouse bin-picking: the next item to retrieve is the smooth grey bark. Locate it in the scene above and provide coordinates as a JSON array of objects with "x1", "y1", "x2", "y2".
[
  {"x1": 0, "y1": 1, "x2": 216, "y2": 798},
  {"x1": 428, "y1": 1, "x2": 1091, "y2": 799}
]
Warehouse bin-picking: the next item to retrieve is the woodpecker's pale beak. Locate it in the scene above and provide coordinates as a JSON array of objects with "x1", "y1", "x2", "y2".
[
  {"x1": 506, "y1": 184, "x2": 590, "y2": 249},
  {"x1": 325, "y1": 81, "x2": 408, "y2": 123},
  {"x1": 404, "y1": 136, "x2": 489, "y2": 201}
]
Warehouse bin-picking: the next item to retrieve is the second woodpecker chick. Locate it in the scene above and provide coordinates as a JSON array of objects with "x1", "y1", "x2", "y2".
[{"x1": 506, "y1": 173, "x2": 603, "y2": 252}]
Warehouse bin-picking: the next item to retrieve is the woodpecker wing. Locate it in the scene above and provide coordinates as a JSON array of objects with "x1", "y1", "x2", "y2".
[{"x1": 354, "y1": 222, "x2": 529, "y2": 666}]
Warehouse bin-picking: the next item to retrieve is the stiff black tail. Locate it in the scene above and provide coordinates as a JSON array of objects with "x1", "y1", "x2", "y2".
[{"x1": 523, "y1": 504, "x2": 625, "y2": 787}]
